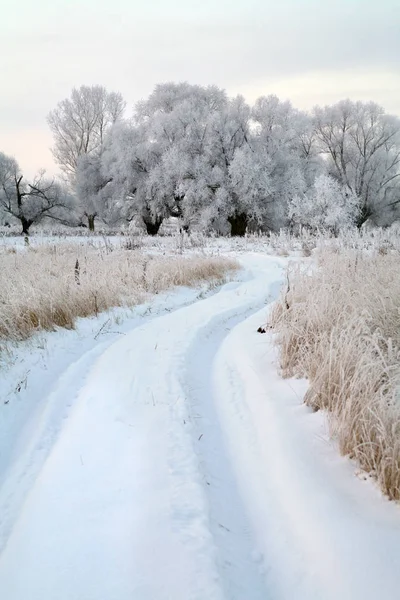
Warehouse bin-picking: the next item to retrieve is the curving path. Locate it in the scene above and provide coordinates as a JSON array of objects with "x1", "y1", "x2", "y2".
[{"x1": 1, "y1": 254, "x2": 400, "y2": 600}]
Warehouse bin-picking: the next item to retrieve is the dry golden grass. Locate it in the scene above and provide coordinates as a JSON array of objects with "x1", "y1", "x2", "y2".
[
  {"x1": 270, "y1": 249, "x2": 400, "y2": 500},
  {"x1": 0, "y1": 244, "x2": 238, "y2": 343}
]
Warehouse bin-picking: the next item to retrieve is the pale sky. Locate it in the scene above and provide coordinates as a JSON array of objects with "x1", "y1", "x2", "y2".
[{"x1": 1, "y1": 0, "x2": 399, "y2": 178}]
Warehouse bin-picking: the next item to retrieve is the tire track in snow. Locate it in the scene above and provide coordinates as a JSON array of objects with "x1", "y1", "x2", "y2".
[
  {"x1": 0, "y1": 284, "x2": 225, "y2": 559},
  {"x1": 0, "y1": 256, "x2": 287, "y2": 600},
  {"x1": 0, "y1": 341, "x2": 111, "y2": 556},
  {"x1": 211, "y1": 306, "x2": 400, "y2": 600},
  {"x1": 181, "y1": 304, "x2": 275, "y2": 600}
]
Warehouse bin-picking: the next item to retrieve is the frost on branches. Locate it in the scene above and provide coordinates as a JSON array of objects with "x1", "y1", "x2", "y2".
[
  {"x1": 0, "y1": 151, "x2": 73, "y2": 235},
  {"x1": 288, "y1": 175, "x2": 360, "y2": 234},
  {"x1": 20, "y1": 83, "x2": 398, "y2": 236},
  {"x1": 313, "y1": 101, "x2": 400, "y2": 227}
]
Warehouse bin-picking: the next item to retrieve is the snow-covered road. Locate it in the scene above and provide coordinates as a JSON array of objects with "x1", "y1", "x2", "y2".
[{"x1": 1, "y1": 253, "x2": 400, "y2": 599}]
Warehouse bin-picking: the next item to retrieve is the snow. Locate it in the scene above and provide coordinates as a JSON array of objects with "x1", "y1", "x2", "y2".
[
  {"x1": 1, "y1": 252, "x2": 400, "y2": 599},
  {"x1": 213, "y1": 306, "x2": 400, "y2": 599}
]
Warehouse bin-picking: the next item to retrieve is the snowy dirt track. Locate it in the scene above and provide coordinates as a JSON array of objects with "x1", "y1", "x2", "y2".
[{"x1": 1, "y1": 253, "x2": 400, "y2": 600}]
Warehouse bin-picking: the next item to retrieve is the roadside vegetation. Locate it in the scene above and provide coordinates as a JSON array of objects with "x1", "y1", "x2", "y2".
[
  {"x1": 3, "y1": 224, "x2": 400, "y2": 503},
  {"x1": 0, "y1": 243, "x2": 238, "y2": 346},
  {"x1": 271, "y1": 243, "x2": 400, "y2": 500}
]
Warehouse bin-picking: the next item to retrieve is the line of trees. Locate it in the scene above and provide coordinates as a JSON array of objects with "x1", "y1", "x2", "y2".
[{"x1": 1, "y1": 83, "x2": 400, "y2": 235}]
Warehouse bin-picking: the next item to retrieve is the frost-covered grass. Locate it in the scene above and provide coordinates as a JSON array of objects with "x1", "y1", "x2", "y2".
[
  {"x1": 271, "y1": 248, "x2": 400, "y2": 500},
  {"x1": 0, "y1": 243, "x2": 238, "y2": 346},
  {"x1": 265, "y1": 224, "x2": 400, "y2": 256}
]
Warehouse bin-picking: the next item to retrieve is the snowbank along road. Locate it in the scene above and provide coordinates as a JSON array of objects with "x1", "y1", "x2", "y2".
[{"x1": 1, "y1": 253, "x2": 400, "y2": 600}]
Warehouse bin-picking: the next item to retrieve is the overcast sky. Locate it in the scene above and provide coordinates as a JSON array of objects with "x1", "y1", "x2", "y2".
[{"x1": 1, "y1": 0, "x2": 399, "y2": 177}]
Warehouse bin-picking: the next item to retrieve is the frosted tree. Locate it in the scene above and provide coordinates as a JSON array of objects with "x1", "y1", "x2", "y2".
[
  {"x1": 47, "y1": 85, "x2": 126, "y2": 181},
  {"x1": 88, "y1": 84, "x2": 400, "y2": 236},
  {"x1": 135, "y1": 82, "x2": 227, "y2": 124},
  {"x1": 134, "y1": 82, "x2": 228, "y2": 231},
  {"x1": 0, "y1": 151, "x2": 72, "y2": 235},
  {"x1": 100, "y1": 122, "x2": 167, "y2": 234},
  {"x1": 234, "y1": 95, "x2": 318, "y2": 232},
  {"x1": 48, "y1": 85, "x2": 126, "y2": 229},
  {"x1": 313, "y1": 100, "x2": 400, "y2": 226},
  {"x1": 75, "y1": 154, "x2": 113, "y2": 231},
  {"x1": 99, "y1": 83, "x2": 231, "y2": 234},
  {"x1": 175, "y1": 94, "x2": 252, "y2": 235},
  {"x1": 229, "y1": 145, "x2": 274, "y2": 230},
  {"x1": 293, "y1": 110, "x2": 324, "y2": 188},
  {"x1": 101, "y1": 87, "x2": 317, "y2": 236},
  {"x1": 288, "y1": 174, "x2": 359, "y2": 233},
  {"x1": 130, "y1": 89, "x2": 317, "y2": 235},
  {"x1": 228, "y1": 145, "x2": 307, "y2": 233}
]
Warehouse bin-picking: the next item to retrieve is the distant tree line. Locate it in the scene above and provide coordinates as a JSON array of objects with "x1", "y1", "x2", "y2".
[{"x1": 1, "y1": 83, "x2": 400, "y2": 235}]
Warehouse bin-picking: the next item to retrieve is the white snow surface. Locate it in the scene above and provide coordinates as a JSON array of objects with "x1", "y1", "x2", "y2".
[{"x1": 1, "y1": 253, "x2": 400, "y2": 599}]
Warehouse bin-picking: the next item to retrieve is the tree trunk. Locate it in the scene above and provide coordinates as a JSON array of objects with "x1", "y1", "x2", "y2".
[
  {"x1": 21, "y1": 217, "x2": 33, "y2": 236},
  {"x1": 143, "y1": 216, "x2": 163, "y2": 236},
  {"x1": 87, "y1": 214, "x2": 96, "y2": 231},
  {"x1": 356, "y1": 204, "x2": 373, "y2": 229},
  {"x1": 228, "y1": 212, "x2": 248, "y2": 236}
]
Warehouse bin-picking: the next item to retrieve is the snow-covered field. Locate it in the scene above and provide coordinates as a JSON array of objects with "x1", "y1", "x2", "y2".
[
  {"x1": 1, "y1": 248, "x2": 400, "y2": 599},
  {"x1": 3, "y1": 223, "x2": 400, "y2": 256}
]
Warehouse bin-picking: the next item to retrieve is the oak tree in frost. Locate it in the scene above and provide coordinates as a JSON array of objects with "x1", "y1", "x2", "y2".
[
  {"x1": 0, "y1": 151, "x2": 72, "y2": 235},
  {"x1": 288, "y1": 174, "x2": 359, "y2": 234}
]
